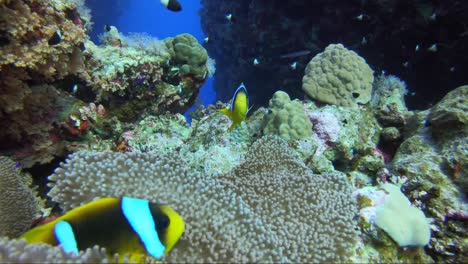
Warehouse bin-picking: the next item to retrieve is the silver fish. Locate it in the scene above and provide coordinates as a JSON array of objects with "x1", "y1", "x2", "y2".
[{"x1": 279, "y1": 50, "x2": 311, "y2": 59}]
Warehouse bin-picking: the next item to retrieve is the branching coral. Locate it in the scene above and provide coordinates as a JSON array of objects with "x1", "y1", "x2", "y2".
[
  {"x1": 46, "y1": 136, "x2": 358, "y2": 262},
  {"x1": 0, "y1": 0, "x2": 87, "y2": 80},
  {"x1": 123, "y1": 32, "x2": 169, "y2": 56}
]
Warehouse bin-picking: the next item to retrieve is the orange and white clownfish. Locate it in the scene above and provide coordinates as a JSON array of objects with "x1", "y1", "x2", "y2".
[
  {"x1": 218, "y1": 83, "x2": 251, "y2": 131},
  {"x1": 21, "y1": 197, "x2": 184, "y2": 262},
  {"x1": 160, "y1": 0, "x2": 182, "y2": 12}
]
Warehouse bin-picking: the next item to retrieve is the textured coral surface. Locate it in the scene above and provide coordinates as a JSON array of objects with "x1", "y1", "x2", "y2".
[{"x1": 47, "y1": 137, "x2": 358, "y2": 262}]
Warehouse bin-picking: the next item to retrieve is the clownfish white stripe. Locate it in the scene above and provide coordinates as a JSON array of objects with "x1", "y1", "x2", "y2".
[
  {"x1": 54, "y1": 221, "x2": 79, "y2": 255},
  {"x1": 230, "y1": 83, "x2": 248, "y2": 113},
  {"x1": 121, "y1": 197, "x2": 166, "y2": 259}
]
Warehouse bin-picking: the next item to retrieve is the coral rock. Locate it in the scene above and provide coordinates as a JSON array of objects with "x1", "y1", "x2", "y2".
[{"x1": 302, "y1": 44, "x2": 374, "y2": 108}]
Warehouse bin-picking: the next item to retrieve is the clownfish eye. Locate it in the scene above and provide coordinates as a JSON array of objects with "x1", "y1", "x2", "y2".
[{"x1": 158, "y1": 214, "x2": 170, "y2": 229}]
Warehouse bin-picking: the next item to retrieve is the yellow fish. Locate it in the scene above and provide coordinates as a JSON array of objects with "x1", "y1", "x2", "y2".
[
  {"x1": 21, "y1": 197, "x2": 184, "y2": 263},
  {"x1": 219, "y1": 83, "x2": 250, "y2": 131}
]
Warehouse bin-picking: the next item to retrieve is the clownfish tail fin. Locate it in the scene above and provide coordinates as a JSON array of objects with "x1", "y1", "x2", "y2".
[{"x1": 218, "y1": 108, "x2": 233, "y2": 121}]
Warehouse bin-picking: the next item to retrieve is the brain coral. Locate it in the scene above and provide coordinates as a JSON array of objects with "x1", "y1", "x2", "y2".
[
  {"x1": 164, "y1": 33, "x2": 208, "y2": 80},
  {"x1": 263, "y1": 91, "x2": 313, "y2": 141},
  {"x1": 302, "y1": 44, "x2": 374, "y2": 107},
  {"x1": 46, "y1": 136, "x2": 358, "y2": 262}
]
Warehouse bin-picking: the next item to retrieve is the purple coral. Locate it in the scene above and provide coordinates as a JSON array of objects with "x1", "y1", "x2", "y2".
[{"x1": 308, "y1": 112, "x2": 341, "y2": 145}]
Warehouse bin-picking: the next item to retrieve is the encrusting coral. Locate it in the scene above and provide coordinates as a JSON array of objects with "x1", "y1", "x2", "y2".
[{"x1": 41, "y1": 136, "x2": 359, "y2": 262}]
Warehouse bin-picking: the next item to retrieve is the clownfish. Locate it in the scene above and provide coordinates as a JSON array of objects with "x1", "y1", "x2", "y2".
[
  {"x1": 21, "y1": 197, "x2": 184, "y2": 262},
  {"x1": 218, "y1": 83, "x2": 250, "y2": 131}
]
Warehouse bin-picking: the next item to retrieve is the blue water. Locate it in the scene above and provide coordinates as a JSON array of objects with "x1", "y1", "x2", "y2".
[{"x1": 114, "y1": 0, "x2": 216, "y2": 122}]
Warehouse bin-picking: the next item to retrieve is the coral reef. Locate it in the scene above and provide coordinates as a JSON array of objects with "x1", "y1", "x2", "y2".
[
  {"x1": 0, "y1": 1, "x2": 466, "y2": 263},
  {"x1": 81, "y1": 31, "x2": 207, "y2": 121},
  {"x1": 0, "y1": 0, "x2": 209, "y2": 167},
  {"x1": 44, "y1": 136, "x2": 358, "y2": 262},
  {"x1": 217, "y1": 137, "x2": 359, "y2": 262},
  {"x1": 0, "y1": 84, "x2": 75, "y2": 167},
  {"x1": 302, "y1": 44, "x2": 374, "y2": 108},
  {"x1": 164, "y1": 33, "x2": 209, "y2": 81},
  {"x1": 124, "y1": 114, "x2": 191, "y2": 153},
  {"x1": 427, "y1": 85, "x2": 468, "y2": 141},
  {"x1": 200, "y1": 0, "x2": 468, "y2": 109},
  {"x1": 81, "y1": 39, "x2": 165, "y2": 95},
  {"x1": 0, "y1": 0, "x2": 88, "y2": 167},
  {"x1": 388, "y1": 87, "x2": 467, "y2": 262},
  {"x1": 0, "y1": 0, "x2": 87, "y2": 80},
  {"x1": 302, "y1": 104, "x2": 382, "y2": 175},
  {"x1": 263, "y1": 91, "x2": 313, "y2": 141},
  {"x1": 355, "y1": 183, "x2": 431, "y2": 247},
  {"x1": 308, "y1": 111, "x2": 341, "y2": 146},
  {"x1": 0, "y1": 156, "x2": 42, "y2": 238}
]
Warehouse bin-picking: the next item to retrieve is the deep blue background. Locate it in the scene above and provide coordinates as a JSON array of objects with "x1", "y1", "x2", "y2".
[{"x1": 87, "y1": 0, "x2": 216, "y2": 121}]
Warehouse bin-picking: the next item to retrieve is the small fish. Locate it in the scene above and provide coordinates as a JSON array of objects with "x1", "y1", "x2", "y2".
[
  {"x1": 160, "y1": 0, "x2": 182, "y2": 12},
  {"x1": 72, "y1": 84, "x2": 78, "y2": 94},
  {"x1": 203, "y1": 36, "x2": 210, "y2": 43},
  {"x1": 104, "y1": 25, "x2": 119, "y2": 35},
  {"x1": 279, "y1": 50, "x2": 311, "y2": 59},
  {"x1": 134, "y1": 76, "x2": 147, "y2": 86},
  {"x1": 48, "y1": 30, "x2": 62, "y2": 46},
  {"x1": 427, "y1": 43, "x2": 437, "y2": 52},
  {"x1": 403, "y1": 61, "x2": 409, "y2": 68},
  {"x1": 290, "y1": 61, "x2": 297, "y2": 70},
  {"x1": 79, "y1": 42, "x2": 86, "y2": 51},
  {"x1": 415, "y1": 44, "x2": 420, "y2": 52},
  {"x1": 411, "y1": 92, "x2": 416, "y2": 96},
  {"x1": 430, "y1": 12, "x2": 436, "y2": 21},
  {"x1": 0, "y1": 30, "x2": 10, "y2": 47},
  {"x1": 21, "y1": 197, "x2": 184, "y2": 262},
  {"x1": 355, "y1": 13, "x2": 369, "y2": 21},
  {"x1": 253, "y1": 58, "x2": 260, "y2": 66},
  {"x1": 225, "y1": 13, "x2": 233, "y2": 22},
  {"x1": 361, "y1": 36, "x2": 367, "y2": 45},
  {"x1": 218, "y1": 83, "x2": 250, "y2": 131},
  {"x1": 450, "y1": 66, "x2": 455, "y2": 72}
]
